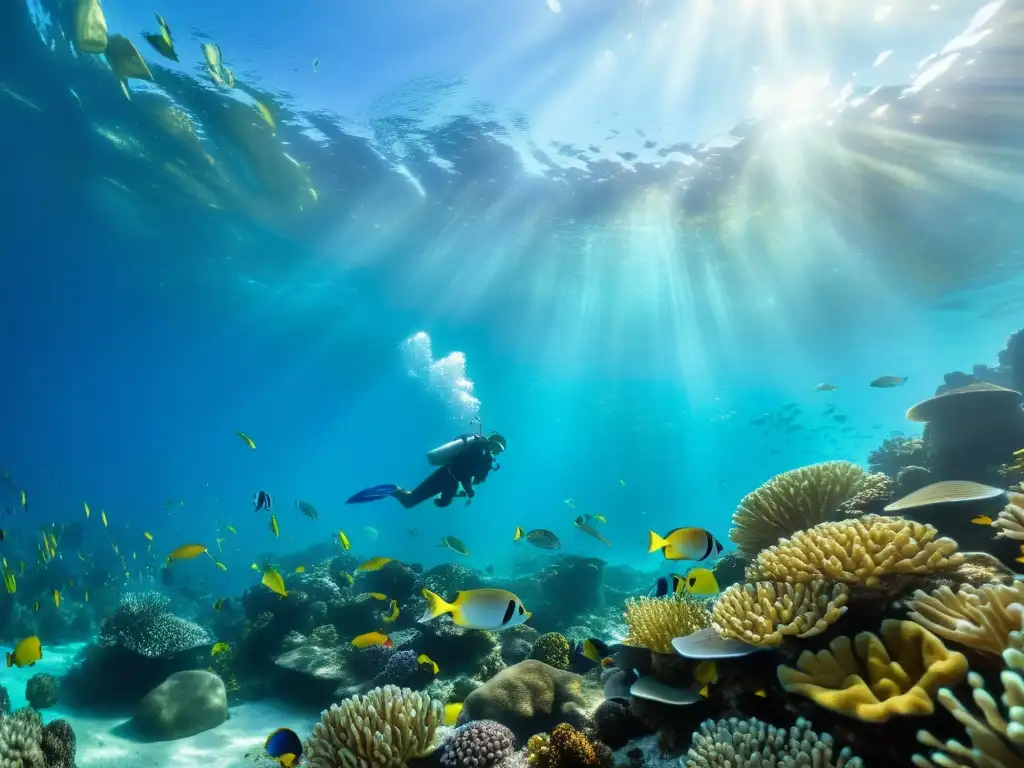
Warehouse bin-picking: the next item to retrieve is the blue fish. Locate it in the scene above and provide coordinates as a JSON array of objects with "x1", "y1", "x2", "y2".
[
  {"x1": 253, "y1": 490, "x2": 273, "y2": 512},
  {"x1": 265, "y1": 727, "x2": 302, "y2": 767}
]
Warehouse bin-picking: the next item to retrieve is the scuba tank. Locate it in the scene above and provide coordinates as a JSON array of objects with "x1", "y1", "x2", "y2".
[{"x1": 426, "y1": 434, "x2": 486, "y2": 467}]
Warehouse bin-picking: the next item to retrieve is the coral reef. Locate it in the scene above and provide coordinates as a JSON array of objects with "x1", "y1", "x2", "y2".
[
  {"x1": 529, "y1": 633, "x2": 570, "y2": 671},
  {"x1": 729, "y1": 461, "x2": 877, "y2": 558},
  {"x1": 711, "y1": 581, "x2": 849, "y2": 646},
  {"x1": 907, "y1": 582, "x2": 1024, "y2": 655},
  {"x1": 305, "y1": 685, "x2": 443, "y2": 768},
  {"x1": 99, "y1": 592, "x2": 211, "y2": 657},
  {"x1": 685, "y1": 716, "x2": 864, "y2": 768},
  {"x1": 440, "y1": 720, "x2": 515, "y2": 768},
  {"x1": 40, "y1": 718, "x2": 76, "y2": 768},
  {"x1": 835, "y1": 473, "x2": 894, "y2": 515},
  {"x1": 777, "y1": 619, "x2": 968, "y2": 723},
  {"x1": 25, "y1": 674, "x2": 58, "y2": 710},
  {"x1": 746, "y1": 515, "x2": 963, "y2": 587},
  {"x1": 592, "y1": 700, "x2": 651, "y2": 750},
  {"x1": 993, "y1": 492, "x2": 1024, "y2": 540},
  {"x1": 0, "y1": 708, "x2": 77, "y2": 768},
  {"x1": 526, "y1": 723, "x2": 611, "y2": 768},
  {"x1": 623, "y1": 597, "x2": 711, "y2": 653},
  {"x1": 868, "y1": 436, "x2": 928, "y2": 478}
]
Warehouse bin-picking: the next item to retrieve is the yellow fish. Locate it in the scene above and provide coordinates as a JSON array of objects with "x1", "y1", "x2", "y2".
[
  {"x1": 5, "y1": 636, "x2": 41, "y2": 668},
  {"x1": 227, "y1": 525, "x2": 237, "y2": 534},
  {"x1": 20, "y1": 490, "x2": 26, "y2": 510},
  {"x1": 269, "y1": 515, "x2": 279, "y2": 537},
  {"x1": 355, "y1": 557, "x2": 392, "y2": 573},
  {"x1": 85, "y1": 591, "x2": 89, "y2": 602},
  {"x1": 3, "y1": 572, "x2": 14, "y2": 594},
  {"x1": 211, "y1": 642, "x2": 230, "y2": 656},
  {"x1": 351, "y1": 632, "x2": 392, "y2": 649},
  {"x1": 367, "y1": 592, "x2": 387, "y2": 601},
  {"x1": 101, "y1": 510, "x2": 108, "y2": 527},
  {"x1": 144, "y1": 532, "x2": 153, "y2": 541},
  {"x1": 262, "y1": 567, "x2": 287, "y2": 598},
  {"x1": 382, "y1": 599, "x2": 399, "y2": 623},
  {"x1": 236, "y1": 430, "x2": 256, "y2": 449},
  {"x1": 167, "y1": 544, "x2": 209, "y2": 562},
  {"x1": 972, "y1": 515, "x2": 993, "y2": 526},
  {"x1": 84, "y1": 502, "x2": 90, "y2": 518},
  {"x1": 294, "y1": 566, "x2": 306, "y2": 573},
  {"x1": 53, "y1": 589, "x2": 60, "y2": 608},
  {"x1": 216, "y1": 537, "x2": 225, "y2": 552},
  {"x1": 681, "y1": 567, "x2": 720, "y2": 597},
  {"x1": 417, "y1": 654, "x2": 439, "y2": 674},
  {"x1": 339, "y1": 571, "x2": 354, "y2": 585},
  {"x1": 755, "y1": 688, "x2": 767, "y2": 698},
  {"x1": 215, "y1": 562, "x2": 227, "y2": 571},
  {"x1": 593, "y1": 513, "x2": 607, "y2": 523},
  {"x1": 695, "y1": 661, "x2": 718, "y2": 687},
  {"x1": 255, "y1": 101, "x2": 276, "y2": 132},
  {"x1": 338, "y1": 530, "x2": 350, "y2": 550},
  {"x1": 251, "y1": 563, "x2": 260, "y2": 571},
  {"x1": 648, "y1": 528, "x2": 724, "y2": 562},
  {"x1": 444, "y1": 703, "x2": 463, "y2": 726}
]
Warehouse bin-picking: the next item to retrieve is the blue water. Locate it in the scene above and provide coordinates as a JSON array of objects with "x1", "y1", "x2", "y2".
[{"x1": 2, "y1": 0, "x2": 1024, "y2": 763}]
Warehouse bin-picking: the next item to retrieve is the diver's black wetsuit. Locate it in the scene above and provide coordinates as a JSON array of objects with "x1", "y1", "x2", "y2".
[{"x1": 392, "y1": 441, "x2": 493, "y2": 509}]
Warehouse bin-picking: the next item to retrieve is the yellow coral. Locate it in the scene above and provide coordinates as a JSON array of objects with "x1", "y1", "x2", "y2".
[
  {"x1": 992, "y1": 492, "x2": 1024, "y2": 540},
  {"x1": 746, "y1": 515, "x2": 963, "y2": 588},
  {"x1": 623, "y1": 596, "x2": 711, "y2": 653},
  {"x1": 729, "y1": 461, "x2": 877, "y2": 558},
  {"x1": 907, "y1": 582, "x2": 1024, "y2": 655},
  {"x1": 777, "y1": 619, "x2": 968, "y2": 723},
  {"x1": 712, "y1": 581, "x2": 849, "y2": 647}
]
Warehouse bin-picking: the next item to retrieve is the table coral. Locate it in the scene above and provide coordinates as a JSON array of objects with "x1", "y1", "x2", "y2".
[
  {"x1": 908, "y1": 582, "x2": 1024, "y2": 655},
  {"x1": 777, "y1": 619, "x2": 968, "y2": 723},
  {"x1": 711, "y1": 580, "x2": 849, "y2": 647},
  {"x1": 623, "y1": 596, "x2": 711, "y2": 654}
]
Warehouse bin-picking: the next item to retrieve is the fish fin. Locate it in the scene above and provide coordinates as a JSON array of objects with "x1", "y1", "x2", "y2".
[
  {"x1": 647, "y1": 530, "x2": 666, "y2": 553},
  {"x1": 4, "y1": 653, "x2": 9, "y2": 668},
  {"x1": 419, "y1": 588, "x2": 453, "y2": 622}
]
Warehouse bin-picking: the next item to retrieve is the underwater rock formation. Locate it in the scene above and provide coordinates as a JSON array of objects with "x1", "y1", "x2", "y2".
[
  {"x1": 24, "y1": 674, "x2": 58, "y2": 710},
  {"x1": 130, "y1": 670, "x2": 228, "y2": 741}
]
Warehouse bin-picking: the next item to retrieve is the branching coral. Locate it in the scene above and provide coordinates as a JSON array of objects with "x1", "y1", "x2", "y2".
[
  {"x1": 746, "y1": 515, "x2": 963, "y2": 588},
  {"x1": 99, "y1": 592, "x2": 211, "y2": 657},
  {"x1": 868, "y1": 436, "x2": 928, "y2": 477},
  {"x1": 685, "y1": 716, "x2": 865, "y2": 768},
  {"x1": 529, "y1": 633, "x2": 571, "y2": 670},
  {"x1": 711, "y1": 581, "x2": 849, "y2": 647},
  {"x1": 777, "y1": 619, "x2": 968, "y2": 723},
  {"x1": 623, "y1": 596, "x2": 711, "y2": 654},
  {"x1": 729, "y1": 460, "x2": 877, "y2": 558},
  {"x1": 908, "y1": 582, "x2": 1024, "y2": 655},
  {"x1": 992, "y1": 492, "x2": 1024, "y2": 541},
  {"x1": 305, "y1": 685, "x2": 443, "y2": 768},
  {"x1": 527, "y1": 724, "x2": 611, "y2": 768}
]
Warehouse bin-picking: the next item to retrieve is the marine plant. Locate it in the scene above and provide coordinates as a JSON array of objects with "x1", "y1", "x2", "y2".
[
  {"x1": 746, "y1": 515, "x2": 963, "y2": 587},
  {"x1": 99, "y1": 591, "x2": 212, "y2": 657},
  {"x1": 528, "y1": 633, "x2": 571, "y2": 670},
  {"x1": 777, "y1": 619, "x2": 968, "y2": 723},
  {"x1": 526, "y1": 723, "x2": 611, "y2": 768},
  {"x1": 304, "y1": 685, "x2": 443, "y2": 768},
  {"x1": 623, "y1": 596, "x2": 711, "y2": 653},
  {"x1": 711, "y1": 580, "x2": 849, "y2": 646},
  {"x1": 685, "y1": 716, "x2": 864, "y2": 768},
  {"x1": 907, "y1": 581, "x2": 1024, "y2": 655},
  {"x1": 729, "y1": 460, "x2": 878, "y2": 558},
  {"x1": 440, "y1": 720, "x2": 515, "y2": 768}
]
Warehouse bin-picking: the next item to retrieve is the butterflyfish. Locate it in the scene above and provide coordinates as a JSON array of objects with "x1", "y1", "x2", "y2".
[
  {"x1": 6, "y1": 636, "x2": 41, "y2": 668},
  {"x1": 167, "y1": 544, "x2": 209, "y2": 562},
  {"x1": 211, "y1": 642, "x2": 230, "y2": 657},
  {"x1": 254, "y1": 490, "x2": 273, "y2": 512},
  {"x1": 382, "y1": 599, "x2": 399, "y2": 623},
  {"x1": 444, "y1": 703, "x2": 463, "y2": 726},
  {"x1": 573, "y1": 638, "x2": 609, "y2": 665},
  {"x1": 972, "y1": 515, "x2": 994, "y2": 526},
  {"x1": 101, "y1": 510, "x2": 108, "y2": 527},
  {"x1": 439, "y1": 536, "x2": 469, "y2": 556},
  {"x1": 419, "y1": 588, "x2": 531, "y2": 631},
  {"x1": 262, "y1": 567, "x2": 287, "y2": 597},
  {"x1": 681, "y1": 567, "x2": 720, "y2": 596},
  {"x1": 265, "y1": 727, "x2": 302, "y2": 768},
  {"x1": 338, "y1": 530, "x2": 350, "y2": 550},
  {"x1": 367, "y1": 592, "x2": 387, "y2": 601},
  {"x1": 417, "y1": 654, "x2": 439, "y2": 674},
  {"x1": 355, "y1": 557, "x2": 392, "y2": 573},
  {"x1": 237, "y1": 430, "x2": 256, "y2": 449},
  {"x1": 269, "y1": 514, "x2": 279, "y2": 537},
  {"x1": 294, "y1": 566, "x2": 305, "y2": 573},
  {"x1": 351, "y1": 632, "x2": 392, "y2": 649},
  {"x1": 648, "y1": 528, "x2": 724, "y2": 562}
]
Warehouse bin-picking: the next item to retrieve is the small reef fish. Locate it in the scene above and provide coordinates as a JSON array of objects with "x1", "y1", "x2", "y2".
[
  {"x1": 367, "y1": 593, "x2": 387, "y2": 601},
  {"x1": 237, "y1": 430, "x2": 256, "y2": 449},
  {"x1": 382, "y1": 599, "x2": 399, "y2": 623},
  {"x1": 20, "y1": 490, "x2": 27, "y2": 511},
  {"x1": 355, "y1": 557, "x2": 392, "y2": 573},
  {"x1": 167, "y1": 544, "x2": 209, "y2": 563},
  {"x1": 439, "y1": 536, "x2": 470, "y2": 556},
  {"x1": 265, "y1": 727, "x2": 303, "y2": 768},
  {"x1": 574, "y1": 517, "x2": 612, "y2": 547},
  {"x1": 420, "y1": 588, "x2": 531, "y2": 631},
  {"x1": 870, "y1": 376, "x2": 908, "y2": 388},
  {"x1": 352, "y1": 632, "x2": 392, "y2": 649},
  {"x1": 619, "y1": 479, "x2": 626, "y2": 487},
  {"x1": 83, "y1": 502, "x2": 90, "y2": 518},
  {"x1": 816, "y1": 383, "x2": 837, "y2": 391},
  {"x1": 294, "y1": 566, "x2": 305, "y2": 573},
  {"x1": 256, "y1": 101, "x2": 276, "y2": 132},
  {"x1": 680, "y1": 567, "x2": 720, "y2": 596},
  {"x1": 338, "y1": 530, "x2": 350, "y2": 550},
  {"x1": 648, "y1": 528, "x2": 724, "y2": 562},
  {"x1": 211, "y1": 642, "x2": 230, "y2": 656},
  {"x1": 269, "y1": 515, "x2": 280, "y2": 537},
  {"x1": 592, "y1": 513, "x2": 607, "y2": 523},
  {"x1": 339, "y1": 571, "x2": 355, "y2": 585},
  {"x1": 444, "y1": 703, "x2": 463, "y2": 726},
  {"x1": 514, "y1": 527, "x2": 561, "y2": 550},
  {"x1": 972, "y1": 515, "x2": 994, "y2": 526},
  {"x1": 262, "y1": 567, "x2": 288, "y2": 597},
  {"x1": 418, "y1": 654, "x2": 439, "y2": 674},
  {"x1": 254, "y1": 490, "x2": 273, "y2": 512},
  {"x1": 213, "y1": 598, "x2": 226, "y2": 610},
  {"x1": 101, "y1": 510, "x2": 108, "y2": 527},
  {"x1": 295, "y1": 500, "x2": 318, "y2": 520},
  {"x1": 227, "y1": 525, "x2": 237, "y2": 534},
  {"x1": 572, "y1": 638, "x2": 609, "y2": 665},
  {"x1": 143, "y1": 13, "x2": 179, "y2": 62},
  {"x1": 144, "y1": 532, "x2": 153, "y2": 541},
  {"x1": 6, "y1": 636, "x2": 41, "y2": 668},
  {"x1": 215, "y1": 561, "x2": 227, "y2": 571}
]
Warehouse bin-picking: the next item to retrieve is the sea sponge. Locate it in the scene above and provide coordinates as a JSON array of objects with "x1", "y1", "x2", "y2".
[
  {"x1": 24, "y1": 674, "x2": 58, "y2": 710},
  {"x1": 907, "y1": 582, "x2": 1024, "y2": 655},
  {"x1": 304, "y1": 685, "x2": 443, "y2": 768},
  {"x1": 992, "y1": 492, "x2": 1024, "y2": 540},
  {"x1": 777, "y1": 619, "x2": 968, "y2": 723},
  {"x1": 440, "y1": 720, "x2": 515, "y2": 768},
  {"x1": 685, "y1": 716, "x2": 864, "y2": 768},
  {"x1": 729, "y1": 461, "x2": 877, "y2": 558},
  {"x1": 712, "y1": 581, "x2": 850, "y2": 647},
  {"x1": 0, "y1": 708, "x2": 46, "y2": 766},
  {"x1": 746, "y1": 515, "x2": 963, "y2": 588},
  {"x1": 527, "y1": 723, "x2": 611, "y2": 768},
  {"x1": 529, "y1": 633, "x2": 571, "y2": 671},
  {"x1": 623, "y1": 596, "x2": 711, "y2": 653},
  {"x1": 99, "y1": 591, "x2": 212, "y2": 657}
]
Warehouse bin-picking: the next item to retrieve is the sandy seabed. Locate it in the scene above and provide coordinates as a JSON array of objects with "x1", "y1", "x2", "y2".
[{"x1": 5, "y1": 643, "x2": 316, "y2": 768}]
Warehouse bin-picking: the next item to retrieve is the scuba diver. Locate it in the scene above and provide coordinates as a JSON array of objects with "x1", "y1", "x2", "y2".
[{"x1": 346, "y1": 429, "x2": 506, "y2": 509}]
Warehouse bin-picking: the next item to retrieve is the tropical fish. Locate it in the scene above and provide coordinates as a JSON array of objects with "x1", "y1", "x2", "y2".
[
  {"x1": 269, "y1": 515, "x2": 279, "y2": 537},
  {"x1": 167, "y1": 544, "x2": 209, "y2": 562},
  {"x1": 84, "y1": 502, "x2": 90, "y2": 518},
  {"x1": 20, "y1": 490, "x2": 27, "y2": 511},
  {"x1": 215, "y1": 561, "x2": 227, "y2": 571},
  {"x1": 6, "y1": 636, "x2": 41, "y2": 668},
  {"x1": 265, "y1": 727, "x2": 302, "y2": 768},
  {"x1": 355, "y1": 557, "x2": 392, "y2": 573},
  {"x1": 144, "y1": 532, "x2": 153, "y2": 541},
  {"x1": 237, "y1": 430, "x2": 256, "y2": 449},
  {"x1": 382, "y1": 599, "x2": 399, "y2": 623},
  {"x1": 755, "y1": 688, "x2": 767, "y2": 698},
  {"x1": 418, "y1": 654, "x2": 439, "y2": 674},
  {"x1": 101, "y1": 510, "x2": 108, "y2": 527},
  {"x1": 216, "y1": 537, "x2": 225, "y2": 552},
  {"x1": 439, "y1": 536, "x2": 470, "y2": 556},
  {"x1": 84, "y1": 591, "x2": 89, "y2": 602},
  {"x1": 648, "y1": 528, "x2": 724, "y2": 561},
  {"x1": 254, "y1": 490, "x2": 273, "y2": 512},
  {"x1": 33, "y1": 602, "x2": 38, "y2": 612},
  {"x1": 251, "y1": 563, "x2": 260, "y2": 572},
  {"x1": 619, "y1": 479, "x2": 626, "y2": 487},
  {"x1": 514, "y1": 527, "x2": 561, "y2": 550},
  {"x1": 351, "y1": 632, "x2": 392, "y2": 649},
  {"x1": 572, "y1": 638, "x2": 609, "y2": 665},
  {"x1": 143, "y1": 13, "x2": 179, "y2": 61},
  {"x1": 339, "y1": 571, "x2": 355, "y2": 585},
  {"x1": 262, "y1": 567, "x2": 288, "y2": 597},
  {"x1": 592, "y1": 513, "x2": 607, "y2": 524},
  {"x1": 52, "y1": 589, "x2": 60, "y2": 608},
  {"x1": 972, "y1": 515, "x2": 993, "y2": 526},
  {"x1": 295, "y1": 500, "x2": 318, "y2": 520},
  {"x1": 338, "y1": 530, "x2": 350, "y2": 550},
  {"x1": 294, "y1": 566, "x2": 306, "y2": 573},
  {"x1": 870, "y1": 376, "x2": 908, "y2": 388},
  {"x1": 444, "y1": 703, "x2": 463, "y2": 726},
  {"x1": 211, "y1": 642, "x2": 230, "y2": 656},
  {"x1": 680, "y1": 567, "x2": 720, "y2": 596},
  {"x1": 367, "y1": 593, "x2": 387, "y2": 601},
  {"x1": 256, "y1": 102, "x2": 276, "y2": 132},
  {"x1": 227, "y1": 525, "x2": 237, "y2": 534},
  {"x1": 574, "y1": 518, "x2": 612, "y2": 547},
  {"x1": 213, "y1": 598, "x2": 226, "y2": 611},
  {"x1": 419, "y1": 588, "x2": 531, "y2": 631},
  {"x1": 816, "y1": 383, "x2": 837, "y2": 391}
]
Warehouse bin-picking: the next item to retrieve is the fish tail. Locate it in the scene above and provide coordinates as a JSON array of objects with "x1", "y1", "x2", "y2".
[
  {"x1": 901, "y1": 377, "x2": 907, "y2": 386},
  {"x1": 647, "y1": 530, "x2": 666, "y2": 553},
  {"x1": 4, "y1": 653, "x2": 10, "y2": 668},
  {"x1": 514, "y1": 526, "x2": 523, "y2": 541},
  {"x1": 419, "y1": 588, "x2": 453, "y2": 622}
]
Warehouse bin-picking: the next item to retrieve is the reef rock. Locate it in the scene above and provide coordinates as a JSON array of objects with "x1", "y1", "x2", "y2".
[{"x1": 131, "y1": 670, "x2": 228, "y2": 741}]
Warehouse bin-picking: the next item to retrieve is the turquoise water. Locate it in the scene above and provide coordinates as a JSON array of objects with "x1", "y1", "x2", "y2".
[{"x1": 2, "y1": 0, "x2": 1024, "y2": 765}]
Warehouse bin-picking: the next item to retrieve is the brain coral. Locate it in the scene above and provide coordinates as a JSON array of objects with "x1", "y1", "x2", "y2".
[
  {"x1": 712, "y1": 581, "x2": 849, "y2": 647},
  {"x1": 623, "y1": 596, "x2": 711, "y2": 653},
  {"x1": 440, "y1": 720, "x2": 515, "y2": 768},
  {"x1": 777, "y1": 619, "x2": 968, "y2": 723},
  {"x1": 528, "y1": 634, "x2": 570, "y2": 671},
  {"x1": 746, "y1": 515, "x2": 963, "y2": 588},
  {"x1": 686, "y1": 716, "x2": 864, "y2": 768},
  {"x1": 729, "y1": 460, "x2": 877, "y2": 558}
]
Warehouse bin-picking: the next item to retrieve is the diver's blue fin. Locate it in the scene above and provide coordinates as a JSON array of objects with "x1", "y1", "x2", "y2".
[{"x1": 345, "y1": 484, "x2": 399, "y2": 504}]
